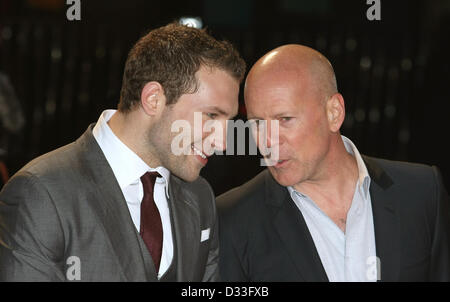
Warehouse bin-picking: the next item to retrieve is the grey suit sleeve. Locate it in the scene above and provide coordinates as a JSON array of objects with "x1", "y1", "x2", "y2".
[
  {"x1": 429, "y1": 166, "x2": 450, "y2": 281},
  {"x1": 202, "y1": 212, "x2": 219, "y2": 281},
  {"x1": 0, "y1": 172, "x2": 66, "y2": 281},
  {"x1": 201, "y1": 184, "x2": 220, "y2": 282}
]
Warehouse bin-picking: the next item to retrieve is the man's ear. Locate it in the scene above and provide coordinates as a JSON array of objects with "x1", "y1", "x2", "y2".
[
  {"x1": 140, "y1": 81, "x2": 166, "y2": 116},
  {"x1": 326, "y1": 93, "x2": 345, "y2": 132}
]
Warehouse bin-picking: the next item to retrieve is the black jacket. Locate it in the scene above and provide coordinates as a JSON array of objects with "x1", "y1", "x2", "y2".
[{"x1": 217, "y1": 156, "x2": 450, "y2": 281}]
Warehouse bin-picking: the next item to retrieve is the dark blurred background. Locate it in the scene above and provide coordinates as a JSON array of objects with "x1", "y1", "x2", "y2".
[{"x1": 0, "y1": 0, "x2": 449, "y2": 195}]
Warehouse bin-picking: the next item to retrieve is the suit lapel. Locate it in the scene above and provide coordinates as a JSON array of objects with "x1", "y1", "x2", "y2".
[
  {"x1": 363, "y1": 156, "x2": 400, "y2": 282},
  {"x1": 266, "y1": 171, "x2": 328, "y2": 281},
  {"x1": 77, "y1": 126, "x2": 152, "y2": 281},
  {"x1": 168, "y1": 176, "x2": 200, "y2": 281}
]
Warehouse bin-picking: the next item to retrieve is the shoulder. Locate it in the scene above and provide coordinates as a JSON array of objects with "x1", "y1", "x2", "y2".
[
  {"x1": 14, "y1": 126, "x2": 96, "y2": 185},
  {"x1": 217, "y1": 169, "x2": 270, "y2": 210},
  {"x1": 0, "y1": 140, "x2": 87, "y2": 212},
  {"x1": 1, "y1": 128, "x2": 96, "y2": 208},
  {"x1": 20, "y1": 142, "x2": 79, "y2": 178},
  {"x1": 8, "y1": 127, "x2": 99, "y2": 193},
  {"x1": 363, "y1": 155, "x2": 439, "y2": 189},
  {"x1": 363, "y1": 155, "x2": 447, "y2": 215},
  {"x1": 5, "y1": 140, "x2": 87, "y2": 197}
]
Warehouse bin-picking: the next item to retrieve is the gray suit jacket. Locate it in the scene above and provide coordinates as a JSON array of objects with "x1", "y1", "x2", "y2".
[{"x1": 0, "y1": 125, "x2": 219, "y2": 281}]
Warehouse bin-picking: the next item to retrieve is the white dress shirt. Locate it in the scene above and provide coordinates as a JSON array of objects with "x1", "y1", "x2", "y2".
[
  {"x1": 288, "y1": 136, "x2": 378, "y2": 282},
  {"x1": 92, "y1": 109, "x2": 173, "y2": 279}
]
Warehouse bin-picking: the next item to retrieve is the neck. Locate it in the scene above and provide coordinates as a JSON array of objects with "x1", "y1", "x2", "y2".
[
  {"x1": 294, "y1": 134, "x2": 359, "y2": 206},
  {"x1": 108, "y1": 110, "x2": 161, "y2": 168}
]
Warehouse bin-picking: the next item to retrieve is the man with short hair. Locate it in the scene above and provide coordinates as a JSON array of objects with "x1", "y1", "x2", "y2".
[
  {"x1": 217, "y1": 44, "x2": 450, "y2": 282},
  {"x1": 0, "y1": 23, "x2": 246, "y2": 281}
]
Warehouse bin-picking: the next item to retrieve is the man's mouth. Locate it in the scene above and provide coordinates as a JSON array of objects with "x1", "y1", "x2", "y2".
[
  {"x1": 264, "y1": 158, "x2": 289, "y2": 168},
  {"x1": 191, "y1": 144, "x2": 208, "y2": 159},
  {"x1": 275, "y1": 159, "x2": 288, "y2": 167}
]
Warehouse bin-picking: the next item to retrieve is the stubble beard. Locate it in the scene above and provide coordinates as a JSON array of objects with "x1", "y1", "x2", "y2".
[{"x1": 146, "y1": 117, "x2": 200, "y2": 182}]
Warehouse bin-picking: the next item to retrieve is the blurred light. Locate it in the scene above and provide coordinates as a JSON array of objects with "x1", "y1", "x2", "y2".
[
  {"x1": 51, "y1": 48, "x2": 62, "y2": 60},
  {"x1": 360, "y1": 56, "x2": 372, "y2": 70},
  {"x1": 46, "y1": 98, "x2": 56, "y2": 115},
  {"x1": 179, "y1": 17, "x2": 203, "y2": 29},
  {"x1": 401, "y1": 58, "x2": 412, "y2": 71}
]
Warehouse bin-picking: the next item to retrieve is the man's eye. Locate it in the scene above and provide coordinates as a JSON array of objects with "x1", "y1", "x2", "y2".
[
  {"x1": 280, "y1": 117, "x2": 292, "y2": 122},
  {"x1": 206, "y1": 113, "x2": 218, "y2": 119}
]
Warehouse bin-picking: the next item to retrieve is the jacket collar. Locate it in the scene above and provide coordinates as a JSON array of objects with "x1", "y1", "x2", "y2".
[
  {"x1": 167, "y1": 175, "x2": 201, "y2": 281},
  {"x1": 362, "y1": 155, "x2": 394, "y2": 190},
  {"x1": 263, "y1": 170, "x2": 328, "y2": 281},
  {"x1": 76, "y1": 124, "x2": 152, "y2": 281},
  {"x1": 362, "y1": 155, "x2": 400, "y2": 282}
]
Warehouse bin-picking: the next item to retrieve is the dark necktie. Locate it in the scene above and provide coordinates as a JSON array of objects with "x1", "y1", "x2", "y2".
[{"x1": 140, "y1": 172, "x2": 163, "y2": 272}]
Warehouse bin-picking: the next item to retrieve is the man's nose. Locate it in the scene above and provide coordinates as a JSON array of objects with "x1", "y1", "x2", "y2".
[
  {"x1": 203, "y1": 120, "x2": 227, "y2": 153},
  {"x1": 265, "y1": 124, "x2": 273, "y2": 149},
  {"x1": 259, "y1": 120, "x2": 279, "y2": 149},
  {"x1": 214, "y1": 121, "x2": 227, "y2": 152}
]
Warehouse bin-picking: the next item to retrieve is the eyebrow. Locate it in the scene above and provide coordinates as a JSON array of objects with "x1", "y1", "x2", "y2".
[
  {"x1": 206, "y1": 106, "x2": 236, "y2": 118},
  {"x1": 273, "y1": 112, "x2": 291, "y2": 118},
  {"x1": 247, "y1": 112, "x2": 291, "y2": 120}
]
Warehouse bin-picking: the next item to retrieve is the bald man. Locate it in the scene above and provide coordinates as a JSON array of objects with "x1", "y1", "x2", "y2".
[{"x1": 217, "y1": 44, "x2": 450, "y2": 282}]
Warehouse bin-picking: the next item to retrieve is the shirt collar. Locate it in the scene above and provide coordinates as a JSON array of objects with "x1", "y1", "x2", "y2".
[
  {"x1": 287, "y1": 135, "x2": 371, "y2": 200},
  {"x1": 92, "y1": 109, "x2": 171, "y2": 198},
  {"x1": 341, "y1": 135, "x2": 371, "y2": 199},
  {"x1": 287, "y1": 186, "x2": 305, "y2": 199}
]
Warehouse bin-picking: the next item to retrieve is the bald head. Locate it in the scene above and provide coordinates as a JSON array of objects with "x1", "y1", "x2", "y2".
[
  {"x1": 244, "y1": 45, "x2": 347, "y2": 188},
  {"x1": 245, "y1": 44, "x2": 337, "y2": 104}
]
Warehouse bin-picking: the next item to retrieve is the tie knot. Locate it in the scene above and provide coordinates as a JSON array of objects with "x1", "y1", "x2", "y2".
[{"x1": 140, "y1": 171, "x2": 161, "y2": 190}]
